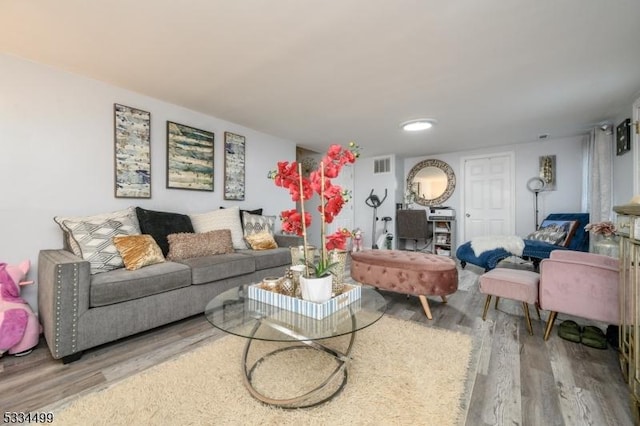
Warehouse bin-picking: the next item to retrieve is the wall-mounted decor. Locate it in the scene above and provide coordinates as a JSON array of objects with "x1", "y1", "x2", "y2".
[
  {"x1": 617, "y1": 118, "x2": 631, "y2": 156},
  {"x1": 114, "y1": 104, "x2": 151, "y2": 198},
  {"x1": 539, "y1": 155, "x2": 556, "y2": 191},
  {"x1": 223, "y1": 132, "x2": 246, "y2": 200},
  {"x1": 166, "y1": 122, "x2": 214, "y2": 191}
]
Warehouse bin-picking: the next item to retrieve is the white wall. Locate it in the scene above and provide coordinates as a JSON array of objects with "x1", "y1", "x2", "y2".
[
  {"x1": 613, "y1": 112, "x2": 636, "y2": 206},
  {"x1": 0, "y1": 54, "x2": 297, "y2": 307},
  {"x1": 402, "y1": 136, "x2": 586, "y2": 242},
  {"x1": 353, "y1": 155, "x2": 400, "y2": 249}
]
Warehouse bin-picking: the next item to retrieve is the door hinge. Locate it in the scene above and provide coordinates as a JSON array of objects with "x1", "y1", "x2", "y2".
[{"x1": 635, "y1": 120, "x2": 640, "y2": 135}]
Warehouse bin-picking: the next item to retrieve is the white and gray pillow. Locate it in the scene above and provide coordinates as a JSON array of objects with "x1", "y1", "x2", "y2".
[
  {"x1": 54, "y1": 207, "x2": 140, "y2": 256},
  {"x1": 189, "y1": 206, "x2": 246, "y2": 250},
  {"x1": 242, "y1": 212, "x2": 276, "y2": 237},
  {"x1": 64, "y1": 216, "x2": 139, "y2": 274}
]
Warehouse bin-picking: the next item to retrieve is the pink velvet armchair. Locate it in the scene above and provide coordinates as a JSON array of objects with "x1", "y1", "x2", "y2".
[{"x1": 539, "y1": 250, "x2": 619, "y2": 340}]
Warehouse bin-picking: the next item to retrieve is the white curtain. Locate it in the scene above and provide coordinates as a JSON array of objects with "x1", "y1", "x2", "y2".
[{"x1": 582, "y1": 127, "x2": 614, "y2": 223}]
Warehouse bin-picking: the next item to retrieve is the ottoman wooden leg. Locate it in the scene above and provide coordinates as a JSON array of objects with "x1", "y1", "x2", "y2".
[
  {"x1": 534, "y1": 303, "x2": 541, "y2": 320},
  {"x1": 544, "y1": 311, "x2": 558, "y2": 341},
  {"x1": 494, "y1": 296, "x2": 500, "y2": 309},
  {"x1": 522, "y1": 303, "x2": 533, "y2": 335},
  {"x1": 441, "y1": 295, "x2": 448, "y2": 303},
  {"x1": 482, "y1": 295, "x2": 492, "y2": 321},
  {"x1": 418, "y1": 295, "x2": 433, "y2": 320}
]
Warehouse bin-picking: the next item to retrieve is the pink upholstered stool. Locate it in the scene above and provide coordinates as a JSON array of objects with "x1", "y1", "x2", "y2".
[
  {"x1": 479, "y1": 268, "x2": 541, "y2": 335},
  {"x1": 350, "y1": 250, "x2": 458, "y2": 320}
]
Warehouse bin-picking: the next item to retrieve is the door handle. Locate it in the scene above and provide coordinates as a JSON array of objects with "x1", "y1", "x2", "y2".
[{"x1": 465, "y1": 213, "x2": 470, "y2": 217}]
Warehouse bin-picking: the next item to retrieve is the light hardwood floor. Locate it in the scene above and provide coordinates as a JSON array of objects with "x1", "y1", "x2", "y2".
[{"x1": 0, "y1": 264, "x2": 633, "y2": 425}]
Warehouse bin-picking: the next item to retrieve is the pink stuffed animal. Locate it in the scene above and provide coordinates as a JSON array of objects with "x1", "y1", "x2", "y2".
[
  {"x1": 352, "y1": 228, "x2": 363, "y2": 252},
  {"x1": 0, "y1": 260, "x2": 41, "y2": 356}
]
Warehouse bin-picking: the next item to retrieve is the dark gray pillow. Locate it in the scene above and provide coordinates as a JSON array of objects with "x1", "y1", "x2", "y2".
[{"x1": 135, "y1": 207, "x2": 194, "y2": 256}]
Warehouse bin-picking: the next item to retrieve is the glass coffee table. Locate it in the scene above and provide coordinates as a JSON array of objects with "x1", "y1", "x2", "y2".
[{"x1": 204, "y1": 284, "x2": 386, "y2": 408}]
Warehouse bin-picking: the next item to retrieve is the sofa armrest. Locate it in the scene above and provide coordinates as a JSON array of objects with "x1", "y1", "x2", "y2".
[
  {"x1": 274, "y1": 233, "x2": 304, "y2": 248},
  {"x1": 38, "y1": 249, "x2": 91, "y2": 359}
]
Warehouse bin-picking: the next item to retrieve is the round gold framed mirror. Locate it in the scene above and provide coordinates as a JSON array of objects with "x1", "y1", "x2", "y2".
[{"x1": 406, "y1": 159, "x2": 456, "y2": 206}]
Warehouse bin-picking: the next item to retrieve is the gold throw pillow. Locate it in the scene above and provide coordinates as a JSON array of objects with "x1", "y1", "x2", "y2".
[
  {"x1": 112, "y1": 234, "x2": 165, "y2": 271},
  {"x1": 245, "y1": 231, "x2": 278, "y2": 250}
]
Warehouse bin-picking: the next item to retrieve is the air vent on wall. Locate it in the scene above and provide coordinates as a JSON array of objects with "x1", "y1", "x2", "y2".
[{"x1": 373, "y1": 157, "x2": 391, "y2": 174}]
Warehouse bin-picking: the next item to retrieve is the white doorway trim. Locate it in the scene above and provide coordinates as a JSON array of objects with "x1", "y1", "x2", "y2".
[{"x1": 459, "y1": 151, "x2": 516, "y2": 242}]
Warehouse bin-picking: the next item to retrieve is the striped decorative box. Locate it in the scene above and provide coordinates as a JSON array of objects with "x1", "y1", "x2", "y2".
[{"x1": 247, "y1": 283, "x2": 362, "y2": 319}]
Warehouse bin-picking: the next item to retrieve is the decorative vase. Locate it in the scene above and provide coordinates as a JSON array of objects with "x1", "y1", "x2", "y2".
[
  {"x1": 593, "y1": 234, "x2": 619, "y2": 258},
  {"x1": 262, "y1": 276, "x2": 281, "y2": 291},
  {"x1": 299, "y1": 275, "x2": 332, "y2": 303},
  {"x1": 328, "y1": 249, "x2": 348, "y2": 295},
  {"x1": 289, "y1": 264, "x2": 306, "y2": 297},
  {"x1": 290, "y1": 245, "x2": 316, "y2": 266}
]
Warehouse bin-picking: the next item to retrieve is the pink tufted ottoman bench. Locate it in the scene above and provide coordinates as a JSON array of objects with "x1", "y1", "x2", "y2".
[{"x1": 350, "y1": 250, "x2": 458, "y2": 320}]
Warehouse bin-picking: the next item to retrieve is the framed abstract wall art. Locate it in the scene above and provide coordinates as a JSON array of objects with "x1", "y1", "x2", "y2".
[
  {"x1": 224, "y1": 132, "x2": 246, "y2": 200},
  {"x1": 539, "y1": 155, "x2": 556, "y2": 191},
  {"x1": 114, "y1": 103, "x2": 151, "y2": 198},
  {"x1": 166, "y1": 122, "x2": 214, "y2": 191}
]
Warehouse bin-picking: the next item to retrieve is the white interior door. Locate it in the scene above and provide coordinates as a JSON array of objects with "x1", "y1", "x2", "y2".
[
  {"x1": 462, "y1": 153, "x2": 515, "y2": 241},
  {"x1": 325, "y1": 164, "x2": 354, "y2": 238}
]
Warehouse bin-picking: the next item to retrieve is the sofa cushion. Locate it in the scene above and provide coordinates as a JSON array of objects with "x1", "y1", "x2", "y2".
[
  {"x1": 90, "y1": 261, "x2": 191, "y2": 307},
  {"x1": 238, "y1": 247, "x2": 291, "y2": 270},
  {"x1": 54, "y1": 206, "x2": 140, "y2": 256},
  {"x1": 175, "y1": 253, "x2": 255, "y2": 285},
  {"x1": 113, "y1": 234, "x2": 166, "y2": 271},
  {"x1": 189, "y1": 206, "x2": 247, "y2": 250},
  {"x1": 64, "y1": 216, "x2": 140, "y2": 274},
  {"x1": 166, "y1": 230, "x2": 234, "y2": 260},
  {"x1": 136, "y1": 207, "x2": 194, "y2": 256}
]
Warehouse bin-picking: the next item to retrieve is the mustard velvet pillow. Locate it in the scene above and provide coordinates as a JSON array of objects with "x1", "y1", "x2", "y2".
[
  {"x1": 112, "y1": 234, "x2": 165, "y2": 271},
  {"x1": 245, "y1": 231, "x2": 278, "y2": 250},
  {"x1": 166, "y1": 229, "x2": 234, "y2": 260}
]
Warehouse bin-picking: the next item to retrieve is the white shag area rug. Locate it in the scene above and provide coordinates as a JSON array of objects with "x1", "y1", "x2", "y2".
[
  {"x1": 53, "y1": 316, "x2": 473, "y2": 426},
  {"x1": 471, "y1": 235, "x2": 525, "y2": 256}
]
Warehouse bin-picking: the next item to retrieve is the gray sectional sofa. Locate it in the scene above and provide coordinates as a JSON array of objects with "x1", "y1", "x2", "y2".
[{"x1": 38, "y1": 233, "x2": 300, "y2": 363}]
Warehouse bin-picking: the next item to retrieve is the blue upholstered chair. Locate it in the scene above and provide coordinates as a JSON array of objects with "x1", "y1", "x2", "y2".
[{"x1": 456, "y1": 213, "x2": 590, "y2": 271}]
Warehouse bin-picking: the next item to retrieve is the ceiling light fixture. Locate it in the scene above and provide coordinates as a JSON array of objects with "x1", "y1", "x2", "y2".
[{"x1": 400, "y1": 118, "x2": 437, "y2": 132}]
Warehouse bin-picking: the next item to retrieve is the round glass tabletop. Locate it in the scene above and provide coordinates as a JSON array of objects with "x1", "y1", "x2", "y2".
[{"x1": 204, "y1": 284, "x2": 387, "y2": 342}]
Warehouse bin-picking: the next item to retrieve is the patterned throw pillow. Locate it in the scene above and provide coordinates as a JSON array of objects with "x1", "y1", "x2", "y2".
[
  {"x1": 112, "y1": 234, "x2": 165, "y2": 271},
  {"x1": 526, "y1": 228, "x2": 567, "y2": 246},
  {"x1": 526, "y1": 220, "x2": 578, "y2": 247},
  {"x1": 189, "y1": 206, "x2": 246, "y2": 250},
  {"x1": 166, "y1": 230, "x2": 234, "y2": 260},
  {"x1": 245, "y1": 231, "x2": 278, "y2": 250},
  {"x1": 63, "y1": 216, "x2": 139, "y2": 274},
  {"x1": 242, "y1": 212, "x2": 276, "y2": 237},
  {"x1": 54, "y1": 207, "x2": 140, "y2": 256}
]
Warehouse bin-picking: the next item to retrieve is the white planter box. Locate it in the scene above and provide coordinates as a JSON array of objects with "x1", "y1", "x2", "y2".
[{"x1": 247, "y1": 282, "x2": 362, "y2": 319}]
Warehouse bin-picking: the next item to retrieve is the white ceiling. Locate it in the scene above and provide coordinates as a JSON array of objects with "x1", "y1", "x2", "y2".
[{"x1": 2, "y1": 0, "x2": 640, "y2": 158}]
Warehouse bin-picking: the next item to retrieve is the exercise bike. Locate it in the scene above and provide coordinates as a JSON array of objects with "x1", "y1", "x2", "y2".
[{"x1": 366, "y1": 189, "x2": 389, "y2": 249}]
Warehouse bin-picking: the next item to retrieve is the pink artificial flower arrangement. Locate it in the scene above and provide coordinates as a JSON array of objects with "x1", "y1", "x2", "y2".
[
  {"x1": 584, "y1": 221, "x2": 616, "y2": 237},
  {"x1": 269, "y1": 142, "x2": 360, "y2": 277}
]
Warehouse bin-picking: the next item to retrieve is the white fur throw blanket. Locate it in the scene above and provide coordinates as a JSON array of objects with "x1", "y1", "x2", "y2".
[{"x1": 470, "y1": 235, "x2": 525, "y2": 257}]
